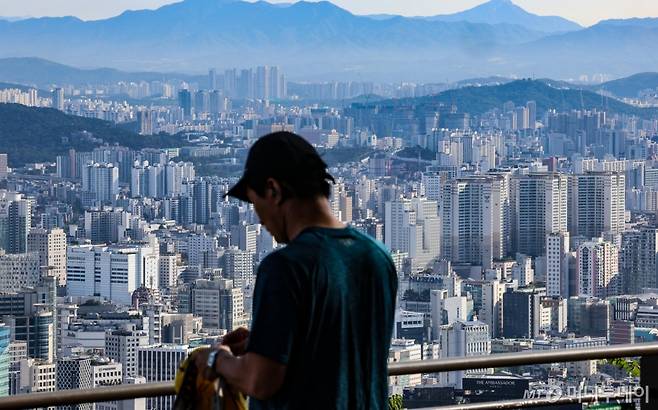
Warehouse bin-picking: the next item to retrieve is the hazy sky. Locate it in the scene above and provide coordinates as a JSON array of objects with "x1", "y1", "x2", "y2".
[{"x1": 1, "y1": 0, "x2": 657, "y2": 26}]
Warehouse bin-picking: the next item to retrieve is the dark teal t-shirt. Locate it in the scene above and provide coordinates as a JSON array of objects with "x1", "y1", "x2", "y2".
[{"x1": 247, "y1": 226, "x2": 398, "y2": 410}]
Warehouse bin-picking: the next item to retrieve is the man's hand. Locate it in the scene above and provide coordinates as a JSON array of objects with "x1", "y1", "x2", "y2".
[
  {"x1": 193, "y1": 346, "x2": 232, "y2": 380},
  {"x1": 222, "y1": 327, "x2": 250, "y2": 356}
]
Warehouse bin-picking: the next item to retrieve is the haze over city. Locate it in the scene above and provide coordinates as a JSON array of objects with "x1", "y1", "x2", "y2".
[{"x1": 1, "y1": 0, "x2": 658, "y2": 409}]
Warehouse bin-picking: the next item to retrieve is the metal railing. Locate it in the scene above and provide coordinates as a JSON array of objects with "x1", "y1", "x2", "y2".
[{"x1": 1, "y1": 342, "x2": 657, "y2": 410}]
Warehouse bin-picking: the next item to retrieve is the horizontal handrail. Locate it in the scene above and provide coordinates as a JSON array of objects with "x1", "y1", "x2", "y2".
[
  {"x1": 417, "y1": 392, "x2": 629, "y2": 410},
  {"x1": 1, "y1": 342, "x2": 656, "y2": 410},
  {"x1": 388, "y1": 342, "x2": 658, "y2": 375}
]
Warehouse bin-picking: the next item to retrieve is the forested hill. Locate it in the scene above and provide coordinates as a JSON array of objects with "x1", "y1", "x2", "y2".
[{"x1": 0, "y1": 103, "x2": 183, "y2": 166}]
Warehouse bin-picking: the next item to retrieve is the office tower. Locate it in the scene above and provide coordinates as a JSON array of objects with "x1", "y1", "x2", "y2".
[
  {"x1": 194, "y1": 90, "x2": 209, "y2": 114},
  {"x1": 56, "y1": 356, "x2": 93, "y2": 410},
  {"x1": 82, "y1": 163, "x2": 119, "y2": 205},
  {"x1": 443, "y1": 175, "x2": 510, "y2": 269},
  {"x1": 67, "y1": 243, "x2": 159, "y2": 306},
  {"x1": 527, "y1": 101, "x2": 537, "y2": 130},
  {"x1": 136, "y1": 111, "x2": 153, "y2": 135},
  {"x1": 620, "y1": 228, "x2": 658, "y2": 293},
  {"x1": 255, "y1": 66, "x2": 270, "y2": 99},
  {"x1": 237, "y1": 69, "x2": 254, "y2": 99},
  {"x1": 385, "y1": 197, "x2": 440, "y2": 272},
  {"x1": 502, "y1": 287, "x2": 546, "y2": 339},
  {"x1": 511, "y1": 173, "x2": 568, "y2": 257},
  {"x1": 268, "y1": 66, "x2": 283, "y2": 99},
  {"x1": 178, "y1": 89, "x2": 192, "y2": 120},
  {"x1": 577, "y1": 238, "x2": 619, "y2": 299},
  {"x1": 0, "y1": 191, "x2": 32, "y2": 254},
  {"x1": 209, "y1": 90, "x2": 222, "y2": 115},
  {"x1": 223, "y1": 69, "x2": 237, "y2": 98},
  {"x1": 138, "y1": 345, "x2": 189, "y2": 410},
  {"x1": 184, "y1": 279, "x2": 248, "y2": 331},
  {"x1": 0, "y1": 252, "x2": 41, "y2": 291},
  {"x1": 569, "y1": 172, "x2": 625, "y2": 238},
  {"x1": 105, "y1": 326, "x2": 148, "y2": 380},
  {"x1": 160, "y1": 313, "x2": 201, "y2": 345},
  {"x1": 546, "y1": 232, "x2": 571, "y2": 298},
  {"x1": 0, "y1": 154, "x2": 7, "y2": 181},
  {"x1": 84, "y1": 208, "x2": 129, "y2": 244},
  {"x1": 27, "y1": 228, "x2": 67, "y2": 286},
  {"x1": 439, "y1": 320, "x2": 491, "y2": 388},
  {"x1": 208, "y1": 68, "x2": 217, "y2": 90},
  {"x1": 222, "y1": 248, "x2": 255, "y2": 288},
  {"x1": 52, "y1": 88, "x2": 64, "y2": 111}
]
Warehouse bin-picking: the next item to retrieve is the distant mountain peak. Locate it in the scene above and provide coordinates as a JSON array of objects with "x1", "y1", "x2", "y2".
[{"x1": 426, "y1": 0, "x2": 582, "y2": 33}]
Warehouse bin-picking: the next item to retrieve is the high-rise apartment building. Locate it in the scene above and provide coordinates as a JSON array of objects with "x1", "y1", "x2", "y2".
[
  {"x1": 569, "y1": 172, "x2": 625, "y2": 238},
  {"x1": 0, "y1": 191, "x2": 32, "y2": 254},
  {"x1": 82, "y1": 163, "x2": 119, "y2": 205},
  {"x1": 178, "y1": 89, "x2": 192, "y2": 119},
  {"x1": 511, "y1": 173, "x2": 568, "y2": 257},
  {"x1": 443, "y1": 175, "x2": 510, "y2": 269},
  {"x1": 577, "y1": 238, "x2": 619, "y2": 299},
  {"x1": 385, "y1": 197, "x2": 440, "y2": 272},
  {"x1": 546, "y1": 232, "x2": 571, "y2": 298},
  {"x1": 52, "y1": 88, "x2": 65, "y2": 111}
]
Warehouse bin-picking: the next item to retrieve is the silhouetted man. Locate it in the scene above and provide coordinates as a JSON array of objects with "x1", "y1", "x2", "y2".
[{"x1": 196, "y1": 131, "x2": 398, "y2": 409}]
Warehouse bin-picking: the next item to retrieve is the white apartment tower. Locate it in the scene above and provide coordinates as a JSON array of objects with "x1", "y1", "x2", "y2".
[
  {"x1": 546, "y1": 232, "x2": 571, "y2": 298},
  {"x1": 577, "y1": 238, "x2": 620, "y2": 299}
]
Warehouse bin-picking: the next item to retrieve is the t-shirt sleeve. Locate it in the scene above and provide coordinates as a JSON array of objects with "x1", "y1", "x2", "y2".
[{"x1": 247, "y1": 253, "x2": 300, "y2": 365}]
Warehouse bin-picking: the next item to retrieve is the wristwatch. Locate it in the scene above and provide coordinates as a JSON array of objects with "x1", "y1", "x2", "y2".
[{"x1": 206, "y1": 350, "x2": 220, "y2": 378}]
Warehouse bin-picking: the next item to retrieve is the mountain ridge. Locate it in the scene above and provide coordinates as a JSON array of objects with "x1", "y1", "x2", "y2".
[
  {"x1": 425, "y1": 0, "x2": 582, "y2": 33},
  {"x1": 0, "y1": 0, "x2": 656, "y2": 81}
]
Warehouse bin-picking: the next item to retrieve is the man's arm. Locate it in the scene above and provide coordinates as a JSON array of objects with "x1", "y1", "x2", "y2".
[{"x1": 214, "y1": 347, "x2": 287, "y2": 400}]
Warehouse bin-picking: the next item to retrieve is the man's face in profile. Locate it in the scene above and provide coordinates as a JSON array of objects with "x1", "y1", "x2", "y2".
[{"x1": 246, "y1": 184, "x2": 288, "y2": 244}]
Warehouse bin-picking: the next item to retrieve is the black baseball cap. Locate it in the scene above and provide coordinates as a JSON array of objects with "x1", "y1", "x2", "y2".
[{"x1": 226, "y1": 131, "x2": 335, "y2": 203}]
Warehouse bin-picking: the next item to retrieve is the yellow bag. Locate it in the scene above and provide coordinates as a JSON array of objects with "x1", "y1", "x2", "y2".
[{"x1": 174, "y1": 349, "x2": 248, "y2": 410}]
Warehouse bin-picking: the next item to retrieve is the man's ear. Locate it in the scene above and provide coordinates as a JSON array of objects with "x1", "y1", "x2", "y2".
[{"x1": 266, "y1": 178, "x2": 282, "y2": 204}]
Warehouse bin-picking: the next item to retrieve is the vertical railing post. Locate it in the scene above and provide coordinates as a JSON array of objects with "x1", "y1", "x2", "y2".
[{"x1": 640, "y1": 356, "x2": 658, "y2": 408}]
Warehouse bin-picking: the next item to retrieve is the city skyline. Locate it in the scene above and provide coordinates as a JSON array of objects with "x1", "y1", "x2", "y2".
[{"x1": 0, "y1": 0, "x2": 657, "y2": 26}]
